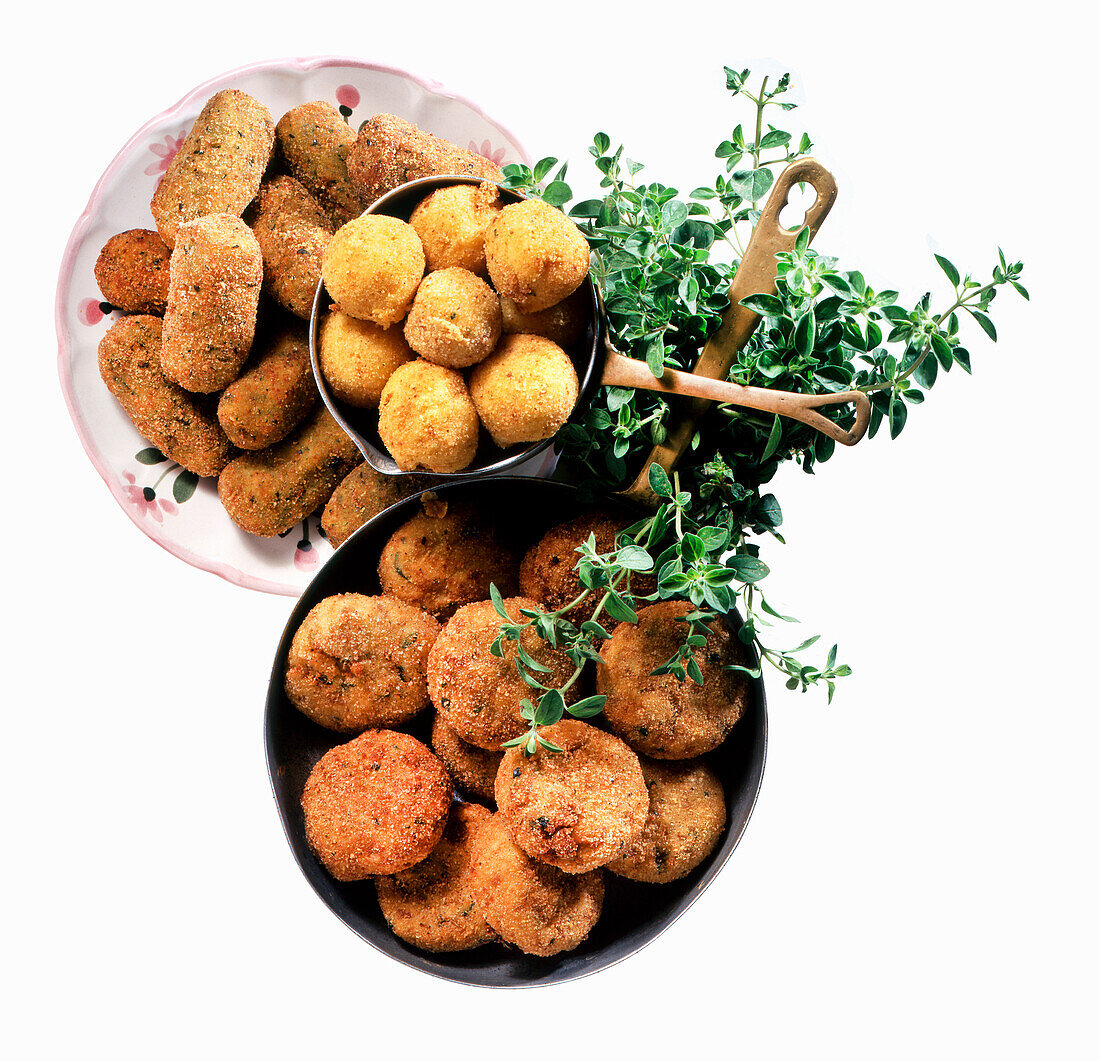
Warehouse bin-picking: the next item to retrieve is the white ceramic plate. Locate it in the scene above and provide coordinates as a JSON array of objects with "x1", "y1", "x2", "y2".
[{"x1": 56, "y1": 56, "x2": 535, "y2": 596}]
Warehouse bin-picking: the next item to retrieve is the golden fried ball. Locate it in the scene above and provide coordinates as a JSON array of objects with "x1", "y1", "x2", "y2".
[
  {"x1": 607, "y1": 758, "x2": 727, "y2": 883},
  {"x1": 495, "y1": 719, "x2": 648, "y2": 873},
  {"x1": 409, "y1": 183, "x2": 502, "y2": 274},
  {"x1": 322, "y1": 215, "x2": 424, "y2": 325},
  {"x1": 484, "y1": 199, "x2": 590, "y2": 312},
  {"x1": 519, "y1": 509, "x2": 658, "y2": 624},
  {"x1": 597, "y1": 600, "x2": 752, "y2": 759},
  {"x1": 377, "y1": 500, "x2": 521, "y2": 620},
  {"x1": 378, "y1": 360, "x2": 480, "y2": 473},
  {"x1": 319, "y1": 309, "x2": 414, "y2": 407},
  {"x1": 500, "y1": 288, "x2": 588, "y2": 347},
  {"x1": 469, "y1": 812, "x2": 604, "y2": 957},
  {"x1": 427, "y1": 597, "x2": 576, "y2": 751},
  {"x1": 301, "y1": 729, "x2": 453, "y2": 880},
  {"x1": 431, "y1": 713, "x2": 502, "y2": 803},
  {"x1": 468, "y1": 335, "x2": 578, "y2": 447},
  {"x1": 375, "y1": 802, "x2": 496, "y2": 952},
  {"x1": 284, "y1": 593, "x2": 441, "y2": 733},
  {"x1": 403, "y1": 267, "x2": 502, "y2": 369}
]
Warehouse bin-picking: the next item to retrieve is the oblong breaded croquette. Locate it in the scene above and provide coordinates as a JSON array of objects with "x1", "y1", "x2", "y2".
[
  {"x1": 403, "y1": 267, "x2": 502, "y2": 369},
  {"x1": 607, "y1": 758, "x2": 727, "y2": 883},
  {"x1": 320, "y1": 464, "x2": 433, "y2": 550},
  {"x1": 161, "y1": 214, "x2": 263, "y2": 393},
  {"x1": 495, "y1": 719, "x2": 648, "y2": 874},
  {"x1": 375, "y1": 801, "x2": 495, "y2": 952},
  {"x1": 217, "y1": 404, "x2": 361, "y2": 537},
  {"x1": 301, "y1": 729, "x2": 453, "y2": 880},
  {"x1": 322, "y1": 214, "x2": 424, "y2": 326},
  {"x1": 284, "y1": 593, "x2": 441, "y2": 733},
  {"x1": 94, "y1": 229, "x2": 171, "y2": 314},
  {"x1": 500, "y1": 288, "x2": 588, "y2": 347},
  {"x1": 250, "y1": 176, "x2": 335, "y2": 319},
  {"x1": 275, "y1": 101, "x2": 363, "y2": 225},
  {"x1": 430, "y1": 713, "x2": 502, "y2": 804},
  {"x1": 469, "y1": 334, "x2": 578, "y2": 446},
  {"x1": 377, "y1": 360, "x2": 480, "y2": 473},
  {"x1": 377, "y1": 501, "x2": 520, "y2": 620},
  {"x1": 409, "y1": 182, "x2": 502, "y2": 274},
  {"x1": 597, "y1": 601, "x2": 752, "y2": 759},
  {"x1": 319, "y1": 310, "x2": 413, "y2": 408},
  {"x1": 519, "y1": 510, "x2": 659, "y2": 624},
  {"x1": 427, "y1": 598, "x2": 576, "y2": 752},
  {"x1": 347, "y1": 114, "x2": 503, "y2": 207},
  {"x1": 216, "y1": 324, "x2": 317, "y2": 450},
  {"x1": 150, "y1": 89, "x2": 275, "y2": 248},
  {"x1": 469, "y1": 811, "x2": 604, "y2": 957},
  {"x1": 98, "y1": 315, "x2": 234, "y2": 478},
  {"x1": 484, "y1": 199, "x2": 590, "y2": 313}
]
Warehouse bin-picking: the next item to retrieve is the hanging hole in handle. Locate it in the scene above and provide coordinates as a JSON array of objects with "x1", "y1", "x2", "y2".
[{"x1": 778, "y1": 181, "x2": 817, "y2": 232}]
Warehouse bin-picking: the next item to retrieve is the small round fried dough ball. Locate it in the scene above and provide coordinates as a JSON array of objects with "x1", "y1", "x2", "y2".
[
  {"x1": 410, "y1": 183, "x2": 502, "y2": 274},
  {"x1": 284, "y1": 593, "x2": 441, "y2": 732},
  {"x1": 378, "y1": 360, "x2": 480, "y2": 473},
  {"x1": 469, "y1": 335, "x2": 578, "y2": 447},
  {"x1": 431, "y1": 714, "x2": 502, "y2": 803},
  {"x1": 377, "y1": 501, "x2": 520, "y2": 620},
  {"x1": 427, "y1": 598, "x2": 576, "y2": 751},
  {"x1": 520, "y1": 510, "x2": 658, "y2": 624},
  {"x1": 500, "y1": 288, "x2": 588, "y2": 347},
  {"x1": 403, "y1": 268, "x2": 502, "y2": 369},
  {"x1": 495, "y1": 720, "x2": 648, "y2": 873},
  {"x1": 484, "y1": 199, "x2": 590, "y2": 312},
  {"x1": 322, "y1": 215, "x2": 424, "y2": 325},
  {"x1": 598, "y1": 600, "x2": 752, "y2": 759},
  {"x1": 375, "y1": 802, "x2": 495, "y2": 952},
  {"x1": 319, "y1": 310, "x2": 413, "y2": 407},
  {"x1": 469, "y1": 812, "x2": 604, "y2": 957},
  {"x1": 607, "y1": 758, "x2": 727, "y2": 883},
  {"x1": 301, "y1": 729, "x2": 453, "y2": 880}
]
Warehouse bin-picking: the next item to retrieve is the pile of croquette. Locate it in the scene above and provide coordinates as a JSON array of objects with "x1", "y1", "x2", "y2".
[
  {"x1": 284, "y1": 499, "x2": 747, "y2": 957},
  {"x1": 318, "y1": 183, "x2": 590, "y2": 473},
  {"x1": 95, "y1": 91, "x2": 506, "y2": 539}
]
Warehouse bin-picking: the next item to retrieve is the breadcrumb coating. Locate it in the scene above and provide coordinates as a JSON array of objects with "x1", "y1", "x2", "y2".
[
  {"x1": 597, "y1": 601, "x2": 752, "y2": 759},
  {"x1": 404, "y1": 267, "x2": 501, "y2": 369},
  {"x1": 151, "y1": 89, "x2": 274, "y2": 248},
  {"x1": 469, "y1": 334, "x2": 578, "y2": 446},
  {"x1": 430, "y1": 713, "x2": 502, "y2": 803},
  {"x1": 276, "y1": 101, "x2": 363, "y2": 224},
  {"x1": 469, "y1": 812, "x2": 604, "y2": 957},
  {"x1": 320, "y1": 464, "x2": 432, "y2": 549},
  {"x1": 495, "y1": 719, "x2": 648, "y2": 873},
  {"x1": 301, "y1": 729, "x2": 453, "y2": 880},
  {"x1": 94, "y1": 229, "x2": 171, "y2": 314},
  {"x1": 410, "y1": 183, "x2": 502, "y2": 274},
  {"x1": 285, "y1": 593, "x2": 441, "y2": 732},
  {"x1": 98, "y1": 314, "x2": 233, "y2": 477},
  {"x1": 375, "y1": 802, "x2": 496, "y2": 952},
  {"x1": 607, "y1": 758, "x2": 727, "y2": 883}
]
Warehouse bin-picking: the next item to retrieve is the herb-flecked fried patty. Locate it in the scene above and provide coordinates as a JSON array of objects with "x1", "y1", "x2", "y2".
[
  {"x1": 597, "y1": 600, "x2": 751, "y2": 759},
  {"x1": 519, "y1": 509, "x2": 658, "y2": 623},
  {"x1": 607, "y1": 758, "x2": 726, "y2": 883},
  {"x1": 301, "y1": 729, "x2": 453, "y2": 880},
  {"x1": 495, "y1": 719, "x2": 648, "y2": 873},
  {"x1": 430, "y1": 713, "x2": 502, "y2": 803},
  {"x1": 375, "y1": 802, "x2": 495, "y2": 952},
  {"x1": 378, "y1": 501, "x2": 520, "y2": 620},
  {"x1": 427, "y1": 597, "x2": 575, "y2": 751},
  {"x1": 469, "y1": 812, "x2": 604, "y2": 957},
  {"x1": 285, "y1": 593, "x2": 441, "y2": 733}
]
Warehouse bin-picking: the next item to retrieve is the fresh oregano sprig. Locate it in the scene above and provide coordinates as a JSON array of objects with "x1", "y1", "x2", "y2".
[{"x1": 491, "y1": 65, "x2": 1024, "y2": 746}]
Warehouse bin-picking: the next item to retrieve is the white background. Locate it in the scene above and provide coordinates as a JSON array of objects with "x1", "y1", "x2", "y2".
[{"x1": 4, "y1": 2, "x2": 1097, "y2": 1057}]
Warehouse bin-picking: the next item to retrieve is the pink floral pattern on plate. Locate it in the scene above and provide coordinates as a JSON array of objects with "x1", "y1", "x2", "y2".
[
  {"x1": 470, "y1": 139, "x2": 506, "y2": 166},
  {"x1": 145, "y1": 132, "x2": 185, "y2": 177}
]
